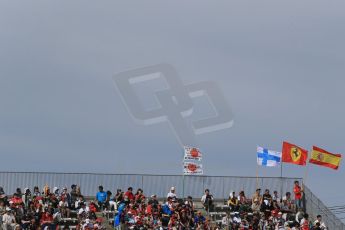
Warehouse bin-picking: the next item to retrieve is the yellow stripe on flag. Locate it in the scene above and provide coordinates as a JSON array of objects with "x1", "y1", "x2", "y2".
[{"x1": 309, "y1": 146, "x2": 342, "y2": 170}]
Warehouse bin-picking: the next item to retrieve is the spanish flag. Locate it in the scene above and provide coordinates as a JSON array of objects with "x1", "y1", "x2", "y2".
[
  {"x1": 282, "y1": 142, "x2": 308, "y2": 166},
  {"x1": 309, "y1": 146, "x2": 342, "y2": 170}
]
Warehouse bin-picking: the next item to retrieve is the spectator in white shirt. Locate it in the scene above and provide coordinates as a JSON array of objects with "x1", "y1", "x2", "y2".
[
  {"x1": 201, "y1": 189, "x2": 214, "y2": 212},
  {"x1": 272, "y1": 190, "x2": 279, "y2": 202},
  {"x1": 314, "y1": 215, "x2": 327, "y2": 230},
  {"x1": 167, "y1": 187, "x2": 177, "y2": 199},
  {"x1": 2, "y1": 208, "x2": 16, "y2": 230}
]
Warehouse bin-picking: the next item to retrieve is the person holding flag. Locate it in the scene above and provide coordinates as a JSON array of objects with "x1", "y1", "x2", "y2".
[
  {"x1": 281, "y1": 142, "x2": 308, "y2": 211},
  {"x1": 293, "y1": 180, "x2": 303, "y2": 210}
]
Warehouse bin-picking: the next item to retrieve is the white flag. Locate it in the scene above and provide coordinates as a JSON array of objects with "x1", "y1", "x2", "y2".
[
  {"x1": 183, "y1": 162, "x2": 203, "y2": 175},
  {"x1": 184, "y1": 146, "x2": 203, "y2": 161}
]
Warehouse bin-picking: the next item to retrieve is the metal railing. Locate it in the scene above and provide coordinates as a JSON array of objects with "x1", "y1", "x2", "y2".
[
  {"x1": 0, "y1": 172, "x2": 298, "y2": 198},
  {"x1": 304, "y1": 186, "x2": 345, "y2": 229}
]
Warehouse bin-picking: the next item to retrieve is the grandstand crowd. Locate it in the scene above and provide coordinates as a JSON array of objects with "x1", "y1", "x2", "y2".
[{"x1": 0, "y1": 181, "x2": 327, "y2": 230}]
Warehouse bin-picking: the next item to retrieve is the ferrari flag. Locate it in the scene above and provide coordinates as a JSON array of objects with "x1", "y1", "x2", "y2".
[
  {"x1": 282, "y1": 142, "x2": 308, "y2": 166},
  {"x1": 309, "y1": 146, "x2": 342, "y2": 170}
]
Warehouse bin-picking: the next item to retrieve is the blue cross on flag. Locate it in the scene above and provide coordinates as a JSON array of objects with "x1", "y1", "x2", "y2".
[{"x1": 257, "y1": 146, "x2": 282, "y2": 167}]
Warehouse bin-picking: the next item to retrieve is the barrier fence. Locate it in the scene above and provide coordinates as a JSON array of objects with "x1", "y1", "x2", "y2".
[
  {"x1": 304, "y1": 186, "x2": 345, "y2": 230},
  {"x1": 0, "y1": 172, "x2": 344, "y2": 228},
  {"x1": 0, "y1": 172, "x2": 299, "y2": 198}
]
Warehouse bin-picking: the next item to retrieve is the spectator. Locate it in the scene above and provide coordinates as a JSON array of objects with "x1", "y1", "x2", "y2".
[
  {"x1": 105, "y1": 190, "x2": 112, "y2": 208},
  {"x1": 165, "y1": 197, "x2": 175, "y2": 213},
  {"x1": 272, "y1": 190, "x2": 280, "y2": 202},
  {"x1": 76, "y1": 186, "x2": 81, "y2": 196},
  {"x1": 227, "y1": 191, "x2": 239, "y2": 211},
  {"x1": 10, "y1": 192, "x2": 24, "y2": 210},
  {"x1": 184, "y1": 196, "x2": 194, "y2": 213},
  {"x1": 96, "y1": 185, "x2": 107, "y2": 210},
  {"x1": 282, "y1": 192, "x2": 295, "y2": 212},
  {"x1": 238, "y1": 190, "x2": 247, "y2": 205},
  {"x1": 295, "y1": 208, "x2": 305, "y2": 223},
  {"x1": 77, "y1": 202, "x2": 89, "y2": 221},
  {"x1": 194, "y1": 211, "x2": 206, "y2": 226},
  {"x1": 201, "y1": 189, "x2": 213, "y2": 212},
  {"x1": 32, "y1": 186, "x2": 41, "y2": 198},
  {"x1": 0, "y1": 200, "x2": 6, "y2": 226},
  {"x1": 60, "y1": 187, "x2": 71, "y2": 208},
  {"x1": 124, "y1": 187, "x2": 134, "y2": 201},
  {"x1": 0, "y1": 187, "x2": 8, "y2": 206},
  {"x1": 263, "y1": 189, "x2": 272, "y2": 203},
  {"x1": 261, "y1": 189, "x2": 273, "y2": 213},
  {"x1": 166, "y1": 187, "x2": 177, "y2": 199},
  {"x1": 22, "y1": 188, "x2": 32, "y2": 209},
  {"x1": 0, "y1": 184, "x2": 327, "y2": 230},
  {"x1": 294, "y1": 180, "x2": 303, "y2": 210},
  {"x1": 21, "y1": 210, "x2": 34, "y2": 229},
  {"x1": 70, "y1": 184, "x2": 78, "y2": 210},
  {"x1": 114, "y1": 189, "x2": 123, "y2": 203},
  {"x1": 2, "y1": 208, "x2": 16, "y2": 230},
  {"x1": 108, "y1": 191, "x2": 118, "y2": 211},
  {"x1": 313, "y1": 222, "x2": 322, "y2": 230},
  {"x1": 233, "y1": 212, "x2": 242, "y2": 225},
  {"x1": 313, "y1": 214, "x2": 327, "y2": 230},
  {"x1": 134, "y1": 188, "x2": 145, "y2": 204},
  {"x1": 300, "y1": 213, "x2": 311, "y2": 230},
  {"x1": 252, "y1": 188, "x2": 262, "y2": 205},
  {"x1": 75, "y1": 195, "x2": 85, "y2": 210},
  {"x1": 251, "y1": 198, "x2": 261, "y2": 213},
  {"x1": 52, "y1": 187, "x2": 60, "y2": 199},
  {"x1": 15, "y1": 188, "x2": 22, "y2": 198},
  {"x1": 149, "y1": 194, "x2": 159, "y2": 207}
]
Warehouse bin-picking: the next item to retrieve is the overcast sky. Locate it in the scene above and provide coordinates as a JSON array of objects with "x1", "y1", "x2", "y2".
[{"x1": 0, "y1": 0, "x2": 344, "y2": 214}]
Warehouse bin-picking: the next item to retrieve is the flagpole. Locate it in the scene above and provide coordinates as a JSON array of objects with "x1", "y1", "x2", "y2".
[
  {"x1": 280, "y1": 161, "x2": 283, "y2": 202},
  {"x1": 256, "y1": 163, "x2": 259, "y2": 190},
  {"x1": 182, "y1": 147, "x2": 185, "y2": 199},
  {"x1": 302, "y1": 161, "x2": 309, "y2": 212},
  {"x1": 303, "y1": 161, "x2": 309, "y2": 190},
  {"x1": 280, "y1": 142, "x2": 284, "y2": 202},
  {"x1": 256, "y1": 147, "x2": 259, "y2": 189},
  {"x1": 182, "y1": 153, "x2": 185, "y2": 199},
  {"x1": 182, "y1": 173, "x2": 185, "y2": 199},
  {"x1": 302, "y1": 149, "x2": 310, "y2": 192}
]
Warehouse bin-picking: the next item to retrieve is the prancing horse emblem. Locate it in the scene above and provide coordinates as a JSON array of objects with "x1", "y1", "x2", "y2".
[{"x1": 291, "y1": 147, "x2": 302, "y2": 162}]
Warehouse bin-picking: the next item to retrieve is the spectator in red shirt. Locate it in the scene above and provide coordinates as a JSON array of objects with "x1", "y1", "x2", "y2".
[
  {"x1": 293, "y1": 181, "x2": 303, "y2": 210},
  {"x1": 125, "y1": 187, "x2": 135, "y2": 201},
  {"x1": 135, "y1": 188, "x2": 145, "y2": 204},
  {"x1": 10, "y1": 193, "x2": 24, "y2": 209},
  {"x1": 40, "y1": 209, "x2": 55, "y2": 230}
]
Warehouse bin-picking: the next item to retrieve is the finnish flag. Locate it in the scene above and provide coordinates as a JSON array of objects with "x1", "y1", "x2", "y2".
[{"x1": 257, "y1": 146, "x2": 282, "y2": 167}]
